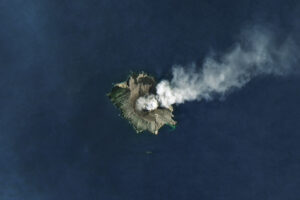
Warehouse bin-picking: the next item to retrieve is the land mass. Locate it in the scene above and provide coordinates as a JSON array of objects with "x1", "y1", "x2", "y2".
[{"x1": 108, "y1": 72, "x2": 176, "y2": 134}]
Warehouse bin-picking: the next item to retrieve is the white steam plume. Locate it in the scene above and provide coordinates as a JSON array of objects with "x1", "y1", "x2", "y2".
[
  {"x1": 136, "y1": 94, "x2": 159, "y2": 111},
  {"x1": 136, "y1": 28, "x2": 298, "y2": 111}
]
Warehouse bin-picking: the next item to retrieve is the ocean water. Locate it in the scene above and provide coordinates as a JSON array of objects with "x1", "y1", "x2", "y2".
[{"x1": 0, "y1": 0, "x2": 300, "y2": 199}]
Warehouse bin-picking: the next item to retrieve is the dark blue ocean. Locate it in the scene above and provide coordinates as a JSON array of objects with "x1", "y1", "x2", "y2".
[{"x1": 1, "y1": 0, "x2": 300, "y2": 199}]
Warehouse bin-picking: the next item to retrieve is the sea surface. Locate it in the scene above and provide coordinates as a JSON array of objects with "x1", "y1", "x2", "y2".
[{"x1": 0, "y1": 0, "x2": 300, "y2": 199}]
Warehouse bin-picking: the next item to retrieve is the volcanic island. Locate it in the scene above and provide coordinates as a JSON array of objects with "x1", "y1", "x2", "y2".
[{"x1": 108, "y1": 72, "x2": 176, "y2": 134}]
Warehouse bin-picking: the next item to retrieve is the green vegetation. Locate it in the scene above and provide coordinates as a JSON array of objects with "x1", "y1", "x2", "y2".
[{"x1": 108, "y1": 72, "x2": 177, "y2": 134}]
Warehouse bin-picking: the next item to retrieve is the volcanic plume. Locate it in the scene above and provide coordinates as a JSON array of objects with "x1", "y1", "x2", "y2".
[{"x1": 136, "y1": 27, "x2": 298, "y2": 111}]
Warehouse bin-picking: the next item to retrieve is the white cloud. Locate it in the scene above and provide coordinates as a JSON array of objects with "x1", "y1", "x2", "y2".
[{"x1": 137, "y1": 27, "x2": 299, "y2": 110}]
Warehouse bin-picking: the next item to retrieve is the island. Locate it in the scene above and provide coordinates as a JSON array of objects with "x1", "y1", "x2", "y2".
[{"x1": 107, "y1": 72, "x2": 176, "y2": 134}]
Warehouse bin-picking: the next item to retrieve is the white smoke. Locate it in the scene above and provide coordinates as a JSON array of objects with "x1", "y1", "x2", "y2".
[
  {"x1": 136, "y1": 94, "x2": 159, "y2": 111},
  {"x1": 136, "y1": 27, "x2": 299, "y2": 111}
]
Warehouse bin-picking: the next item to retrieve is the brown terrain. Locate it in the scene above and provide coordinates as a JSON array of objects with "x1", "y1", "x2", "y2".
[{"x1": 108, "y1": 72, "x2": 176, "y2": 134}]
